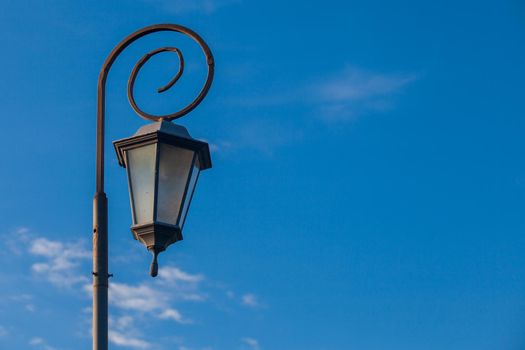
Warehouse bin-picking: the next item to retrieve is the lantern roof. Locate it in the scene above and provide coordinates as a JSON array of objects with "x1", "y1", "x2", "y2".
[{"x1": 113, "y1": 121, "x2": 212, "y2": 170}]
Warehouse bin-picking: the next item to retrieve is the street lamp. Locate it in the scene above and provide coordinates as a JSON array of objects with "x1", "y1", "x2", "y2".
[{"x1": 93, "y1": 24, "x2": 214, "y2": 350}]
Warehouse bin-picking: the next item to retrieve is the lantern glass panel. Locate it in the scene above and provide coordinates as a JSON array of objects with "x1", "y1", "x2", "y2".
[
  {"x1": 180, "y1": 157, "x2": 200, "y2": 229},
  {"x1": 126, "y1": 143, "x2": 157, "y2": 225},
  {"x1": 156, "y1": 143, "x2": 195, "y2": 225}
]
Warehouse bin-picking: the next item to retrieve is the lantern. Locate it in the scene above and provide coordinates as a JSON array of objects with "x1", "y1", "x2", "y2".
[{"x1": 114, "y1": 121, "x2": 211, "y2": 276}]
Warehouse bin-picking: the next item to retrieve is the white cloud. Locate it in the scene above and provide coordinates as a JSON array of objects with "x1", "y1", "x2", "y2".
[
  {"x1": 9, "y1": 293, "x2": 33, "y2": 301},
  {"x1": 107, "y1": 315, "x2": 153, "y2": 349},
  {"x1": 29, "y1": 237, "x2": 90, "y2": 288},
  {"x1": 225, "y1": 65, "x2": 418, "y2": 123},
  {"x1": 158, "y1": 308, "x2": 189, "y2": 323},
  {"x1": 157, "y1": 266, "x2": 208, "y2": 302},
  {"x1": 317, "y1": 67, "x2": 417, "y2": 102},
  {"x1": 241, "y1": 293, "x2": 262, "y2": 308},
  {"x1": 14, "y1": 230, "x2": 265, "y2": 348},
  {"x1": 0, "y1": 326, "x2": 7, "y2": 337},
  {"x1": 17, "y1": 227, "x2": 30, "y2": 234},
  {"x1": 82, "y1": 263, "x2": 232, "y2": 345},
  {"x1": 30, "y1": 238, "x2": 63, "y2": 257},
  {"x1": 314, "y1": 66, "x2": 418, "y2": 121},
  {"x1": 109, "y1": 330, "x2": 152, "y2": 349},
  {"x1": 241, "y1": 337, "x2": 260, "y2": 350},
  {"x1": 29, "y1": 337, "x2": 56, "y2": 350},
  {"x1": 209, "y1": 140, "x2": 233, "y2": 153},
  {"x1": 29, "y1": 338, "x2": 44, "y2": 345},
  {"x1": 159, "y1": 266, "x2": 204, "y2": 283},
  {"x1": 114, "y1": 315, "x2": 134, "y2": 330},
  {"x1": 4, "y1": 227, "x2": 31, "y2": 255},
  {"x1": 110, "y1": 282, "x2": 165, "y2": 312},
  {"x1": 8, "y1": 294, "x2": 36, "y2": 312},
  {"x1": 214, "y1": 65, "x2": 418, "y2": 157},
  {"x1": 217, "y1": 118, "x2": 302, "y2": 156},
  {"x1": 108, "y1": 280, "x2": 192, "y2": 324}
]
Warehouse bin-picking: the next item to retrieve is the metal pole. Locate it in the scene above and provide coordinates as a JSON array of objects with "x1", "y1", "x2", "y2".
[
  {"x1": 93, "y1": 193, "x2": 108, "y2": 350},
  {"x1": 93, "y1": 24, "x2": 214, "y2": 350}
]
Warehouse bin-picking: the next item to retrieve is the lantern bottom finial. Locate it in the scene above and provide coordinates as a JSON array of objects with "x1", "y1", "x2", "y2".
[{"x1": 149, "y1": 248, "x2": 160, "y2": 277}]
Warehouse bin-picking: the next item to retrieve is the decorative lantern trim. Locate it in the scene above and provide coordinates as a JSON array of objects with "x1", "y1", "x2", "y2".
[
  {"x1": 131, "y1": 222, "x2": 183, "y2": 249},
  {"x1": 113, "y1": 121, "x2": 212, "y2": 170}
]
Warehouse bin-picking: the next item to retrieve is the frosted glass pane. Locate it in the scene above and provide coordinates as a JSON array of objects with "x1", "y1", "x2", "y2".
[
  {"x1": 156, "y1": 144, "x2": 194, "y2": 225},
  {"x1": 180, "y1": 157, "x2": 200, "y2": 229},
  {"x1": 126, "y1": 143, "x2": 157, "y2": 225}
]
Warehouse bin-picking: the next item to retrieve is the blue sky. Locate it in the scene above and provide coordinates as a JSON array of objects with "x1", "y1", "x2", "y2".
[{"x1": 1, "y1": 0, "x2": 525, "y2": 349}]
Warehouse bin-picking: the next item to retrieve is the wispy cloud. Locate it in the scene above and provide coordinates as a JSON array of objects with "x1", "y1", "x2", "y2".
[
  {"x1": 314, "y1": 66, "x2": 418, "y2": 121},
  {"x1": 107, "y1": 281, "x2": 193, "y2": 324},
  {"x1": 8, "y1": 293, "x2": 35, "y2": 313},
  {"x1": 216, "y1": 65, "x2": 418, "y2": 156},
  {"x1": 142, "y1": 0, "x2": 240, "y2": 15},
  {"x1": 241, "y1": 293, "x2": 263, "y2": 308},
  {"x1": 9, "y1": 229, "x2": 265, "y2": 349},
  {"x1": 108, "y1": 330, "x2": 152, "y2": 349},
  {"x1": 157, "y1": 266, "x2": 208, "y2": 302},
  {"x1": 317, "y1": 67, "x2": 417, "y2": 102},
  {"x1": 225, "y1": 65, "x2": 419, "y2": 123},
  {"x1": 99, "y1": 270, "x2": 206, "y2": 347},
  {"x1": 241, "y1": 337, "x2": 260, "y2": 350},
  {"x1": 0, "y1": 326, "x2": 7, "y2": 338},
  {"x1": 213, "y1": 118, "x2": 303, "y2": 157},
  {"x1": 5, "y1": 227, "x2": 32, "y2": 255},
  {"x1": 159, "y1": 266, "x2": 204, "y2": 283},
  {"x1": 29, "y1": 338, "x2": 44, "y2": 345},
  {"x1": 29, "y1": 237, "x2": 90, "y2": 288},
  {"x1": 106, "y1": 316, "x2": 153, "y2": 349},
  {"x1": 29, "y1": 337, "x2": 56, "y2": 350},
  {"x1": 158, "y1": 308, "x2": 186, "y2": 323}
]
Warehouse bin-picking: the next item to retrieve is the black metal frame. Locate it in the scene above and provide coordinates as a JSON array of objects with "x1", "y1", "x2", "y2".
[
  {"x1": 182, "y1": 165, "x2": 201, "y2": 231},
  {"x1": 175, "y1": 153, "x2": 197, "y2": 227}
]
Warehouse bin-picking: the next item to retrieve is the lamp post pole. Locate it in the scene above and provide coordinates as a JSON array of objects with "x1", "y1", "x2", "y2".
[{"x1": 92, "y1": 24, "x2": 214, "y2": 350}]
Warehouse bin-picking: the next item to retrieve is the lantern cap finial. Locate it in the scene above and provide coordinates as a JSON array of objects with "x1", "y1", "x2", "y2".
[{"x1": 132, "y1": 120, "x2": 191, "y2": 138}]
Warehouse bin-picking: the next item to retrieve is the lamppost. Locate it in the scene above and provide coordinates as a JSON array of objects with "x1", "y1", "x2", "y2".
[{"x1": 93, "y1": 24, "x2": 214, "y2": 350}]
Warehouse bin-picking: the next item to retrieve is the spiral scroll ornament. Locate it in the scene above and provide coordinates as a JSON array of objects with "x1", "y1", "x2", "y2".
[
  {"x1": 127, "y1": 42, "x2": 213, "y2": 122},
  {"x1": 128, "y1": 47, "x2": 185, "y2": 121},
  {"x1": 98, "y1": 23, "x2": 214, "y2": 125}
]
